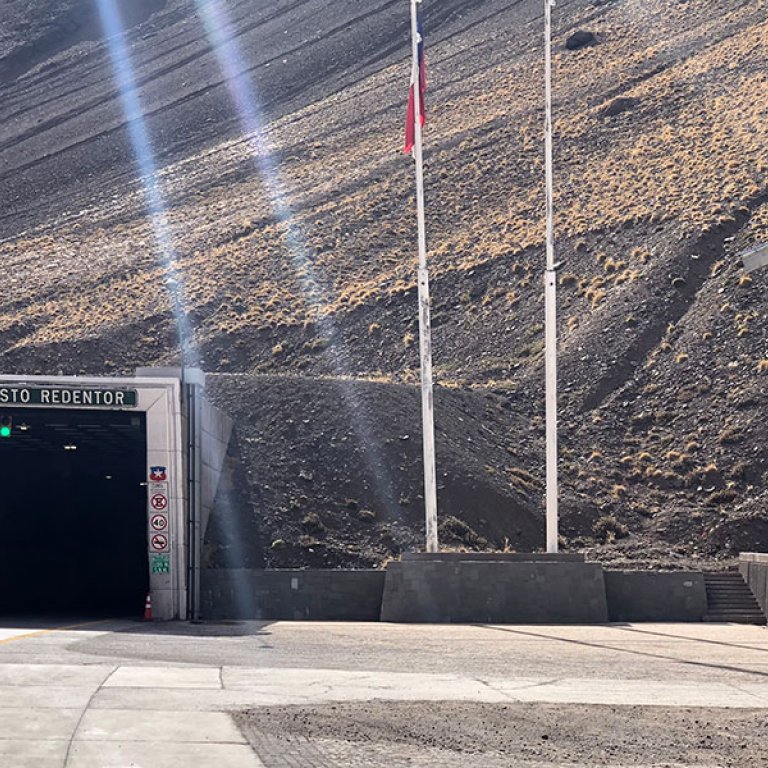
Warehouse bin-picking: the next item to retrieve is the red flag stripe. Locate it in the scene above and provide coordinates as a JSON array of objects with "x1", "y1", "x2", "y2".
[
  {"x1": 404, "y1": 85, "x2": 426, "y2": 154},
  {"x1": 404, "y1": 7, "x2": 427, "y2": 154}
]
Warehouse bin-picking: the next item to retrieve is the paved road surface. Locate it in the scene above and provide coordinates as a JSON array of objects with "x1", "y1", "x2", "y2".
[{"x1": 0, "y1": 618, "x2": 767, "y2": 766}]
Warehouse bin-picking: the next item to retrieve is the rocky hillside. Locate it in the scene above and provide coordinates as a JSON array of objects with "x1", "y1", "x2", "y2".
[{"x1": 1, "y1": 0, "x2": 767, "y2": 566}]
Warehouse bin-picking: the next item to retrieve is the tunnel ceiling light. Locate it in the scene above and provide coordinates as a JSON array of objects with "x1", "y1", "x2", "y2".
[{"x1": 63, "y1": 444, "x2": 77, "y2": 451}]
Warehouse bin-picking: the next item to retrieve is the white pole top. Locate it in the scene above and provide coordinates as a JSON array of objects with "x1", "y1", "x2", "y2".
[{"x1": 741, "y1": 243, "x2": 768, "y2": 273}]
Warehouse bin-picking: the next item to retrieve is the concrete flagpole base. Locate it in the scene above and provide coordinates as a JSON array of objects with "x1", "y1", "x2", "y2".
[{"x1": 380, "y1": 552, "x2": 609, "y2": 623}]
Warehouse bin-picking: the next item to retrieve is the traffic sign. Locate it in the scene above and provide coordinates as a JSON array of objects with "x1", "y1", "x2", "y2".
[
  {"x1": 150, "y1": 493, "x2": 168, "y2": 511},
  {"x1": 150, "y1": 533, "x2": 169, "y2": 552},
  {"x1": 151, "y1": 554, "x2": 170, "y2": 574},
  {"x1": 150, "y1": 514, "x2": 168, "y2": 532}
]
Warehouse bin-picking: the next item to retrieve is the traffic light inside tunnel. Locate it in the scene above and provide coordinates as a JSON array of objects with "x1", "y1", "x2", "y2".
[{"x1": 0, "y1": 409, "x2": 148, "y2": 616}]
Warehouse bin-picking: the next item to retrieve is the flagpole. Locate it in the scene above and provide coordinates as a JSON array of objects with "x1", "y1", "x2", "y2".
[
  {"x1": 410, "y1": 0, "x2": 439, "y2": 553},
  {"x1": 543, "y1": 0, "x2": 559, "y2": 553}
]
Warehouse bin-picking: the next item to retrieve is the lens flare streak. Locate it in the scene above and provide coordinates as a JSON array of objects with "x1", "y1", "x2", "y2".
[
  {"x1": 194, "y1": 0, "x2": 408, "y2": 526},
  {"x1": 95, "y1": 0, "x2": 196, "y2": 365}
]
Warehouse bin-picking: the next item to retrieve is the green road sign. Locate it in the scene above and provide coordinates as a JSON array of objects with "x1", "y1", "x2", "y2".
[{"x1": 151, "y1": 555, "x2": 170, "y2": 574}]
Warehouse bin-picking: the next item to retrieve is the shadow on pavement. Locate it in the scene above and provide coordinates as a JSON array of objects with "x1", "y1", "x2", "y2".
[
  {"x1": 474, "y1": 624, "x2": 768, "y2": 679},
  {"x1": 0, "y1": 615, "x2": 274, "y2": 638}
]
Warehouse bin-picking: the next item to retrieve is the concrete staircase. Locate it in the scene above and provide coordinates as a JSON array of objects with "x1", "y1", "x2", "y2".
[{"x1": 704, "y1": 571, "x2": 766, "y2": 624}]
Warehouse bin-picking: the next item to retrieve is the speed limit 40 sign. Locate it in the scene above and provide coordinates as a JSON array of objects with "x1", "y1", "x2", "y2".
[{"x1": 150, "y1": 514, "x2": 168, "y2": 532}]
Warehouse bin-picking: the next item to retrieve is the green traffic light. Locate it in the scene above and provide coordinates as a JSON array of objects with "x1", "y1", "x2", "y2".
[{"x1": 0, "y1": 426, "x2": 10, "y2": 438}]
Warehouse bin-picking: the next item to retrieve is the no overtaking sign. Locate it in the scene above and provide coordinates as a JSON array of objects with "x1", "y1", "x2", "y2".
[{"x1": 150, "y1": 493, "x2": 169, "y2": 511}]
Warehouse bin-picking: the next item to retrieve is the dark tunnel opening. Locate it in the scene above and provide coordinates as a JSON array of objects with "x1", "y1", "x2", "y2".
[{"x1": 0, "y1": 408, "x2": 148, "y2": 617}]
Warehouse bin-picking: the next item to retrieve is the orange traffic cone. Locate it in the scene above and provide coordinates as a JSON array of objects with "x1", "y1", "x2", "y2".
[{"x1": 143, "y1": 592, "x2": 153, "y2": 622}]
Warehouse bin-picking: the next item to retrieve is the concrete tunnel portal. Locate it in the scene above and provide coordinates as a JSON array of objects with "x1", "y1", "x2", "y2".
[
  {"x1": 0, "y1": 370, "x2": 233, "y2": 621},
  {"x1": 0, "y1": 408, "x2": 149, "y2": 616}
]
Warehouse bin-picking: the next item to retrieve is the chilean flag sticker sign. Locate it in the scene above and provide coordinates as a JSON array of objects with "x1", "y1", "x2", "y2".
[{"x1": 149, "y1": 466, "x2": 167, "y2": 482}]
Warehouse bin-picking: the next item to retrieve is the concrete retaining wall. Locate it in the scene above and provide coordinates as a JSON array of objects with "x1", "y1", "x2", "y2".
[
  {"x1": 739, "y1": 553, "x2": 768, "y2": 614},
  {"x1": 604, "y1": 571, "x2": 707, "y2": 622},
  {"x1": 380, "y1": 559, "x2": 609, "y2": 623},
  {"x1": 201, "y1": 569, "x2": 385, "y2": 621},
  {"x1": 201, "y1": 564, "x2": 718, "y2": 624},
  {"x1": 399, "y1": 552, "x2": 585, "y2": 562}
]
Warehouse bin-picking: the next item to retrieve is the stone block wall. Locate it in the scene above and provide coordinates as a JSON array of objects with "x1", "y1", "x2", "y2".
[
  {"x1": 200, "y1": 563, "x2": 720, "y2": 624},
  {"x1": 201, "y1": 569, "x2": 385, "y2": 621},
  {"x1": 604, "y1": 571, "x2": 707, "y2": 622},
  {"x1": 380, "y1": 560, "x2": 609, "y2": 623}
]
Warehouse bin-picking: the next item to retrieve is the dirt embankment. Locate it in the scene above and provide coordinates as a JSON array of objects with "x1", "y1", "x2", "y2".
[
  {"x1": 204, "y1": 374, "x2": 547, "y2": 569},
  {"x1": 2, "y1": 0, "x2": 768, "y2": 566}
]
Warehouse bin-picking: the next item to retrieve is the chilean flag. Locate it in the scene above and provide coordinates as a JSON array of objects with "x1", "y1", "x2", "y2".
[{"x1": 404, "y1": 1, "x2": 426, "y2": 154}]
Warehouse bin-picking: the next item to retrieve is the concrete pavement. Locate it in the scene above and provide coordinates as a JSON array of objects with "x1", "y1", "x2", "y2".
[{"x1": 0, "y1": 619, "x2": 766, "y2": 766}]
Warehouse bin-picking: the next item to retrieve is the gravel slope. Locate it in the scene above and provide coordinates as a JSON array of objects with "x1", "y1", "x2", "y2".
[{"x1": 2, "y1": 0, "x2": 767, "y2": 565}]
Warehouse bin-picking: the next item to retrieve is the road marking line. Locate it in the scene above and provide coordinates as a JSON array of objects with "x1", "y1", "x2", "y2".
[{"x1": 0, "y1": 619, "x2": 110, "y2": 645}]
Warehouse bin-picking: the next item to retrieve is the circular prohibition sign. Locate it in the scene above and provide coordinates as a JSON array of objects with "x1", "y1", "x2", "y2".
[
  {"x1": 150, "y1": 533, "x2": 169, "y2": 552},
  {"x1": 150, "y1": 493, "x2": 169, "y2": 511},
  {"x1": 150, "y1": 514, "x2": 168, "y2": 532}
]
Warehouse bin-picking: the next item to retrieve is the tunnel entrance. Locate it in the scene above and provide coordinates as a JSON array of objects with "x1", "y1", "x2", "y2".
[{"x1": 0, "y1": 408, "x2": 148, "y2": 617}]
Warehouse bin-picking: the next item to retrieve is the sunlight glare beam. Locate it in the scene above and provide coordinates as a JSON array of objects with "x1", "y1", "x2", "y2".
[
  {"x1": 95, "y1": 0, "x2": 196, "y2": 367},
  {"x1": 194, "y1": 0, "x2": 409, "y2": 535}
]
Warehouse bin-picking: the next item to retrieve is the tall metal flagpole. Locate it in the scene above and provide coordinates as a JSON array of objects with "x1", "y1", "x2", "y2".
[
  {"x1": 410, "y1": 0, "x2": 439, "y2": 553},
  {"x1": 543, "y1": 0, "x2": 559, "y2": 553}
]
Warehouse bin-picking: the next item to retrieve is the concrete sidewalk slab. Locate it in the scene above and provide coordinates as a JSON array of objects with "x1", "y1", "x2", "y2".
[
  {"x1": 221, "y1": 666, "x2": 768, "y2": 709},
  {"x1": 0, "y1": 707, "x2": 82, "y2": 740},
  {"x1": 0, "y1": 684, "x2": 94, "y2": 709},
  {"x1": 0, "y1": 663, "x2": 113, "y2": 687},
  {"x1": 104, "y1": 666, "x2": 222, "y2": 689},
  {"x1": 731, "y1": 681, "x2": 768, "y2": 704},
  {"x1": 67, "y1": 741, "x2": 265, "y2": 767},
  {"x1": 223, "y1": 667, "x2": 508, "y2": 703},
  {"x1": 0, "y1": 739, "x2": 68, "y2": 768},
  {"x1": 76, "y1": 708, "x2": 246, "y2": 743},
  {"x1": 92, "y1": 686, "x2": 269, "y2": 712},
  {"x1": 494, "y1": 677, "x2": 768, "y2": 707}
]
